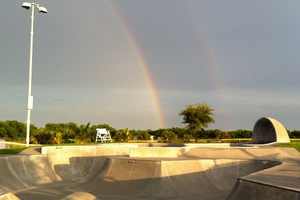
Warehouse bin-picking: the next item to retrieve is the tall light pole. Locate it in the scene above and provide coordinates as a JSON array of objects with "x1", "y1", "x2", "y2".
[{"x1": 22, "y1": 2, "x2": 47, "y2": 147}]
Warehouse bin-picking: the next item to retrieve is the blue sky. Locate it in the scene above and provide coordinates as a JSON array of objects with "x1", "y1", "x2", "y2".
[{"x1": 2, "y1": 1, "x2": 300, "y2": 130}]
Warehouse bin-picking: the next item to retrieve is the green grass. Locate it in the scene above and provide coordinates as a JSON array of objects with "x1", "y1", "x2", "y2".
[
  {"x1": 0, "y1": 147, "x2": 28, "y2": 155},
  {"x1": 0, "y1": 141, "x2": 299, "y2": 155},
  {"x1": 276, "y1": 141, "x2": 300, "y2": 152}
]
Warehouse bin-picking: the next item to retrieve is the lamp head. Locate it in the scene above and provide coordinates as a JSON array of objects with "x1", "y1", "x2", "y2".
[
  {"x1": 22, "y1": 2, "x2": 32, "y2": 10},
  {"x1": 37, "y1": 6, "x2": 47, "y2": 13}
]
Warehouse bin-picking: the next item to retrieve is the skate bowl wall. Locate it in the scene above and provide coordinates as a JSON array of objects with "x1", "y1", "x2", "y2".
[
  {"x1": 67, "y1": 158, "x2": 279, "y2": 200},
  {"x1": 0, "y1": 145, "x2": 299, "y2": 200},
  {"x1": 252, "y1": 117, "x2": 290, "y2": 144}
]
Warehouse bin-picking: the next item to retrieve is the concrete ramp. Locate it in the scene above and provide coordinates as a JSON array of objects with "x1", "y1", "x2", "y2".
[
  {"x1": 252, "y1": 117, "x2": 290, "y2": 144},
  {"x1": 69, "y1": 158, "x2": 279, "y2": 200},
  {"x1": 0, "y1": 193, "x2": 20, "y2": 200},
  {"x1": 45, "y1": 145, "x2": 136, "y2": 181},
  {"x1": 0, "y1": 155, "x2": 62, "y2": 195},
  {"x1": 0, "y1": 145, "x2": 299, "y2": 199},
  {"x1": 225, "y1": 179, "x2": 300, "y2": 200}
]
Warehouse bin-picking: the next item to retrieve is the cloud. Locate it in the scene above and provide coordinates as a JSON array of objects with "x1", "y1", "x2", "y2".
[{"x1": 1, "y1": 1, "x2": 300, "y2": 130}]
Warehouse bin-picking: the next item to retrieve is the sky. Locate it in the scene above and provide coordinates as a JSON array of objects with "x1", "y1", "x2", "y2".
[{"x1": 2, "y1": 1, "x2": 300, "y2": 131}]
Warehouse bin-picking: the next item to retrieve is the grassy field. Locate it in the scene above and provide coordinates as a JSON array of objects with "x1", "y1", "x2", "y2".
[
  {"x1": 276, "y1": 141, "x2": 300, "y2": 152},
  {"x1": 0, "y1": 141, "x2": 300, "y2": 155},
  {"x1": 0, "y1": 147, "x2": 28, "y2": 155}
]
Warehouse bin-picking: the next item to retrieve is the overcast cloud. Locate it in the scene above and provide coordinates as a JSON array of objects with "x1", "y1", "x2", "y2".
[{"x1": 1, "y1": 1, "x2": 300, "y2": 130}]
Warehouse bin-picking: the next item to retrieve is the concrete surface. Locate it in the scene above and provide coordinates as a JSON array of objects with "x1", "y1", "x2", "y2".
[
  {"x1": 252, "y1": 117, "x2": 290, "y2": 144},
  {"x1": 0, "y1": 144, "x2": 299, "y2": 199},
  {"x1": 18, "y1": 147, "x2": 41, "y2": 155}
]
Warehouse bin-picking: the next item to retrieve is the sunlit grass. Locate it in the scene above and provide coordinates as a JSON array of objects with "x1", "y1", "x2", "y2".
[
  {"x1": 0, "y1": 147, "x2": 28, "y2": 155},
  {"x1": 276, "y1": 142, "x2": 300, "y2": 152},
  {"x1": 0, "y1": 141, "x2": 299, "y2": 155}
]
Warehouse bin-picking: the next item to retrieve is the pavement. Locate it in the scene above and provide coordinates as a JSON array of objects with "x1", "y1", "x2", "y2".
[
  {"x1": 0, "y1": 144, "x2": 299, "y2": 200},
  {"x1": 18, "y1": 147, "x2": 41, "y2": 155}
]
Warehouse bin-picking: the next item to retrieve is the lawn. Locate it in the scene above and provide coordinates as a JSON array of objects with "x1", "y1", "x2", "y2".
[
  {"x1": 0, "y1": 141, "x2": 300, "y2": 155},
  {"x1": 0, "y1": 147, "x2": 28, "y2": 155},
  {"x1": 276, "y1": 141, "x2": 300, "y2": 152}
]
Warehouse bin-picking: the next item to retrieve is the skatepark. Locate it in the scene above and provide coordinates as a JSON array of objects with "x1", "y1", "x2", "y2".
[{"x1": 0, "y1": 117, "x2": 300, "y2": 200}]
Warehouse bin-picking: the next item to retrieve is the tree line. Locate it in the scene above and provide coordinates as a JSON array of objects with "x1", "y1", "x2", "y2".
[
  {"x1": 1, "y1": 120, "x2": 300, "y2": 144},
  {"x1": 2, "y1": 102, "x2": 300, "y2": 144}
]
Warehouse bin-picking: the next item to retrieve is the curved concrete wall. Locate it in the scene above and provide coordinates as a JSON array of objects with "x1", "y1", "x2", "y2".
[
  {"x1": 0, "y1": 145, "x2": 299, "y2": 199},
  {"x1": 252, "y1": 117, "x2": 290, "y2": 144}
]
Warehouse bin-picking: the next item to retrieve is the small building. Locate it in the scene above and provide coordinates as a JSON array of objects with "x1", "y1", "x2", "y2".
[
  {"x1": 150, "y1": 135, "x2": 156, "y2": 140},
  {"x1": 132, "y1": 135, "x2": 138, "y2": 140},
  {"x1": 0, "y1": 138, "x2": 6, "y2": 149}
]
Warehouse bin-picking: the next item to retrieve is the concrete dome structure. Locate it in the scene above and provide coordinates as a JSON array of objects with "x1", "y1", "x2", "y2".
[{"x1": 252, "y1": 117, "x2": 290, "y2": 144}]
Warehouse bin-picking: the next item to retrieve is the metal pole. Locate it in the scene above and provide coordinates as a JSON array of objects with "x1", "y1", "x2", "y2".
[{"x1": 26, "y1": 5, "x2": 35, "y2": 147}]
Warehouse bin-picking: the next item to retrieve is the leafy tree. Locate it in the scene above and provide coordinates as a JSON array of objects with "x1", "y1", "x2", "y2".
[
  {"x1": 229, "y1": 129, "x2": 252, "y2": 138},
  {"x1": 182, "y1": 134, "x2": 194, "y2": 140},
  {"x1": 76, "y1": 122, "x2": 92, "y2": 143},
  {"x1": 130, "y1": 129, "x2": 140, "y2": 140},
  {"x1": 161, "y1": 131, "x2": 178, "y2": 141},
  {"x1": 6, "y1": 120, "x2": 26, "y2": 138},
  {"x1": 63, "y1": 122, "x2": 79, "y2": 142},
  {"x1": 216, "y1": 131, "x2": 232, "y2": 139},
  {"x1": 179, "y1": 103, "x2": 215, "y2": 137},
  {"x1": 0, "y1": 120, "x2": 28, "y2": 140},
  {"x1": 0, "y1": 121, "x2": 10, "y2": 138},
  {"x1": 122, "y1": 127, "x2": 131, "y2": 141},
  {"x1": 289, "y1": 130, "x2": 300, "y2": 138},
  {"x1": 31, "y1": 128, "x2": 53, "y2": 144},
  {"x1": 112, "y1": 128, "x2": 131, "y2": 142},
  {"x1": 204, "y1": 129, "x2": 223, "y2": 139},
  {"x1": 54, "y1": 132, "x2": 64, "y2": 144},
  {"x1": 168, "y1": 127, "x2": 186, "y2": 139},
  {"x1": 113, "y1": 132, "x2": 123, "y2": 142},
  {"x1": 138, "y1": 131, "x2": 151, "y2": 140},
  {"x1": 148, "y1": 129, "x2": 162, "y2": 138}
]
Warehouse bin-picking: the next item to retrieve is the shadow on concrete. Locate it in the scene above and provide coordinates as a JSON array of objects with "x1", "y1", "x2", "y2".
[
  {"x1": 225, "y1": 179, "x2": 300, "y2": 200},
  {"x1": 15, "y1": 156, "x2": 281, "y2": 200},
  {"x1": 3, "y1": 144, "x2": 300, "y2": 200}
]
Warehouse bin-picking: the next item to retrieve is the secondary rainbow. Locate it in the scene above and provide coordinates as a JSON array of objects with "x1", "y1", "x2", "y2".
[
  {"x1": 104, "y1": 1, "x2": 166, "y2": 128},
  {"x1": 185, "y1": 3, "x2": 231, "y2": 129}
]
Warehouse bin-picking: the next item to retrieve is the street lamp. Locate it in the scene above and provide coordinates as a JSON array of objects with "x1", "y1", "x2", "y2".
[{"x1": 22, "y1": 2, "x2": 47, "y2": 147}]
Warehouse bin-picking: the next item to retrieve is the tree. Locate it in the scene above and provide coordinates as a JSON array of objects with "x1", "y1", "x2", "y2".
[
  {"x1": 113, "y1": 128, "x2": 131, "y2": 142},
  {"x1": 179, "y1": 103, "x2": 215, "y2": 136},
  {"x1": 138, "y1": 131, "x2": 151, "y2": 140},
  {"x1": 31, "y1": 128, "x2": 53, "y2": 144},
  {"x1": 54, "y1": 132, "x2": 64, "y2": 144},
  {"x1": 77, "y1": 122, "x2": 92, "y2": 143},
  {"x1": 122, "y1": 127, "x2": 131, "y2": 141},
  {"x1": 161, "y1": 131, "x2": 178, "y2": 141}
]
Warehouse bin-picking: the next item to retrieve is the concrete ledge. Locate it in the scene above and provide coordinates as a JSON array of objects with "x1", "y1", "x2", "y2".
[{"x1": 130, "y1": 147, "x2": 184, "y2": 157}]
